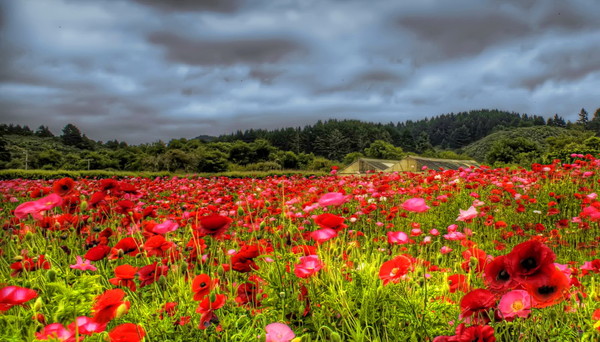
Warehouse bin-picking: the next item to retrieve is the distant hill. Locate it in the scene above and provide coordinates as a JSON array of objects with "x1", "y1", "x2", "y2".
[{"x1": 462, "y1": 126, "x2": 577, "y2": 162}]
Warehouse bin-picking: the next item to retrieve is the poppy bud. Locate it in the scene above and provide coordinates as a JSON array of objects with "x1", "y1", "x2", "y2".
[
  {"x1": 115, "y1": 303, "x2": 129, "y2": 319},
  {"x1": 237, "y1": 207, "x2": 244, "y2": 216},
  {"x1": 33, "y1": 297, "x2": 43, "y2": 311},
  {"x1": 46, "y1": 269, "x2": 57, "y2": 282},
  {"x1": 80, "y1": 200, "x2": 88, "y2": 211},
  {"x1": 330, "y1": 332, "x2": 342, "y2": 342},
  {"x1": 32, "y1": 313, "x2": 46, "y2": 324},
  {"x1": 13, "y1": 255, "x2": 24, "y2": 261}
]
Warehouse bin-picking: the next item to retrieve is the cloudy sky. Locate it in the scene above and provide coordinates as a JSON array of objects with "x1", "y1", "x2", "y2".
[{"x1": 1, "y1": 0, "x2": 599, "y2": 144}]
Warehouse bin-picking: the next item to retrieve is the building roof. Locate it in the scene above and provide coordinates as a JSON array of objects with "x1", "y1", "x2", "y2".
[
  {"x1": 405, "y1": 156, "x2": 479, "y2": 170},
  {"x1": 339, "y1": 156, "x2": 479, "y2": 174}
]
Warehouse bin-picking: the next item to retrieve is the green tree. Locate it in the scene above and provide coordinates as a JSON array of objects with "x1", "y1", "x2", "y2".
[
  {"x1": 589, "y1": 108, "x2": 600, "y2": 135},
  {"x1": 576, "y1": 108, "x2": 589, "y2": 129},
  {"x1": 415, "y1": 131, "x2": 434, "y2": 154},
  {"x1": 0, "y1": 138, "x2": 11, "y2": 169},
  {"x1": 364, "y1": 140, "x2": 404, "y2": 160},
  {"x1": 486, "y1": 137, "x2": 541, "y2": 164},
  {"x1": 229, "y1": 141, "x2": 253, "y2": 165},
  {"x1": 36, "y1": 149, "x2": 63, "y2": 169},
  {"x1": 196, "y1": 148, "x2": 228, "y2": 172},
  {"x1": 343, "y1": 151, "x2": 365, "y2": 165},
  {"x1": 448, "y1": 125, "x2": 471, "y2": 148},
  {"x1": 35, "y1": 125, "x2": 54, "y2": 137},
  {"x1": 61, "y1": 123, "x2": 86, "y2": 148}
]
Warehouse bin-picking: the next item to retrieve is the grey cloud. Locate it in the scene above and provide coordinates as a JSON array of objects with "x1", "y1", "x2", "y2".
[
  {"x1": 396, "y1": 13, "x2": 530, "y2": 59},
  {"x1": 148, "y1": 32, "x2": 307, "y2": 66},
  {"x1": 1, "y1": 0, "x2": 599, "y2": 145},
  {"x1": 132, "y1": 0, "x2": 244, "y2": 13},
  {"x1": 521, "y1": 44, "x2": 600, "y2": 90}
]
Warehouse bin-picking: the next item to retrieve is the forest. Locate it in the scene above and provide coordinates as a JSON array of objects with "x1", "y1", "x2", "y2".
[{"x1": 1, "y1": 108, "x2": 599, "y2": 173}]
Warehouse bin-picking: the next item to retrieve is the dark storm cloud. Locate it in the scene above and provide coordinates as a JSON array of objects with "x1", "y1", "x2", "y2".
[
  {"x1": 148, "y1": 32, "x2": 307, "y2": 66},
  {"x1": 1, "y1": 0, "x2": 599, "y2": 144},
  {"x1": 132, "y1": 0, "x2": 243, "y2": 13}
]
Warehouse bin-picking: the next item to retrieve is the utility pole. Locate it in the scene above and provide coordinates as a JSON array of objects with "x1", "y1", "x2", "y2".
[
  {"x1": 84, "y1": 159, "x2": 91, "y2": 170},
  {"x1": 25, "y1": 150, "x2": 28, "y2": 170}
]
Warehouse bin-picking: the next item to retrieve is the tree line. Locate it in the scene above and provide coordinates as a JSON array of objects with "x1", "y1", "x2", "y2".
[{"x1": 1, "y1": 108, "x2": 599, "y2": 172}]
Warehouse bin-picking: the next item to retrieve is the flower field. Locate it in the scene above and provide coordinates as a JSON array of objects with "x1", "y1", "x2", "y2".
[{"x1": 1, "y1": 157, "x2": 600, "y2": 341}]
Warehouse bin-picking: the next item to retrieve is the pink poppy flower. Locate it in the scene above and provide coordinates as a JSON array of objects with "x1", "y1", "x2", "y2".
[
  {"x1": 0, "y1": 286, "x2": 38, "y2": 312},
  {"x1": 265, "y1": 322, "x2": 296, "y2": 342},
  {"x1": 318, "y1": 192, "x2": 349, "y2": 207},
  {"x1": 152, "y1": 220, "x2": 179, "y2": 234},
  {"x1": 580, "y1": 205, "x2": 600, "y2": 221},
  {"x1": 69, "y1": 316, "x2": 107, "y2": 335},
  {"x1": 35, "y1": 323, "x2": 73, "y2": 341},
  {"x1": 294, "y1": 255, "x2": 323, "y2": 278},
  {"x1": 70, "y1": 256, "x2": 97, "y2": 271},
  {"x1": 310, "y1": 228, "x2": 338, "y2": 243},
  {"x1": 456, "y1": 206, "x2": 478, "y2": 222},
  {"x1": 440, "y1": 246, "x2": 453, "y2": 254},
  {"x1": 387, "y1": 231, "x2": 409, "y2": 245},
  {"x1": 401, "y1": 198, "x2": 430, "y2": 213},
  {"x1": 498, "y1": 290, "x2": 531, "y2": 320},
  {"x1": 14, "y1": 193, "x2": 63, "y2": 220}
]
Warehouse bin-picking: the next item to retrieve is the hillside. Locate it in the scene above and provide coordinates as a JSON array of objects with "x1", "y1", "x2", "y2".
[{"x1": 462, "y1": 126, "x2": 580, "y2": 162}]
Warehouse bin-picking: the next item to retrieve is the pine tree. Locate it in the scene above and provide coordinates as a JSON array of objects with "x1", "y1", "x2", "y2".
[
  {"x1": 61, "y1": 123, "x2": 85, "y2": 148},
  {"x1": 576, "y1": 108, "x2": 589, "y2": 129}
]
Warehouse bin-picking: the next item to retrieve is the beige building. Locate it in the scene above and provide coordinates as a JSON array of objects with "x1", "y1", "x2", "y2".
[{"x1": 339, "y1": 156, "x2": 479, "y2": 175}]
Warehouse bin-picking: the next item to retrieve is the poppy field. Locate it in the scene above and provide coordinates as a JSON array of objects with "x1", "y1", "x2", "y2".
[{"x1": 1, "y1": 156, "x2": 600, "y2": 341}]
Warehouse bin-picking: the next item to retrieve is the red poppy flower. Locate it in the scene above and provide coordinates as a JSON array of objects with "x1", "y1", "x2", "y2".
[
  {"x1": 196, "y1": 215, "x2": 232, "y2": 237},
  {"x1": 505, "y1": 240, "x2": 555, "y2": 279},
  {"x1": 484, "y1": 255, "x2": 516, "y2": 293},
  {"x1": 108, "y1": 323, "x2": 145, "y2": 342},
  {"x1": 99, "y1": 179, "x2": 120, "y2": 192},
  {"x1": 379, "y1": 255, "x2": 412, "y2": 285},
  {"x1": 53, "y1": 177, "x2": 76, "y2": 197},
  {"x1": 137, "y1": 262, "x2": 169, "y2": 288},
  {"x1": 235, "y1": 282, "x2": 261, "y2": 307},
  {"x1": 291, "y1": 245, "x2": 317, "y2": 256},
  {"x1": 111, "y1": 237, "x2": 141, "y2": 259},
  {"x1": 523, "y1": 266, "x2": 570, "y2": 308},
  {"x1": 459, "y1": 289, "x2": 496, "y2": 323},
  {"x1": 191, "y1": 274, "x2": 215, "y2": 301},
  {"x1": 0, "y1": 286, "x2": 38, "y2": 312},
  {"x1": 461, "y1": 247, "x2": 488, "y2": 274},
  {"x1": 457, "y1": 324, "x2": 496, "y2": 342},
  {"x1": 159, "y1": 302, "x2": 178, "y2": 319},
  {"x1": 89, "y1": 191, "x2": 107, "y2": 208},
  {"x1": 85, "y1": 245, "x2": 112, "y2": 261},
  {"x1": 92, "y1": 289, "x2": 130, "y2": 324},
  {"x1": 109, "y1": 264, "x2": 139, "y2": 292},
  {"x1": 10, "y1": 255, "x2": 51, "y2": 277},
  {"x1": 314, "y1": 213, "x2": 347, "y2": 231},
  {"x1": 196, "y1": 294, "x2": 226, "y2": 330},
  {"x1": 447, "y1": 274, "x2": 470, "y2": 293},
  {"x1": 231, "y1": 245, "x2": 260, "y2": 273},
  {"x1": 143, "y1": 235, "x2": 174, "y2": 257}
]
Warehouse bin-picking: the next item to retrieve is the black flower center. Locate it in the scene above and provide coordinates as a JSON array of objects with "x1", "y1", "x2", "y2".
[
  {"x1": 496, "y1": 269, "x2": 510, "y2": 281},
  {"x1": 520, "y1": 257, "x2": 537, "y2": 270},
  {"x1": 537, "y1": 285, "x2": 556, "y2": 296},
  {"x1": 200, "y1": 282, "x2": 206, "y2": 288}
]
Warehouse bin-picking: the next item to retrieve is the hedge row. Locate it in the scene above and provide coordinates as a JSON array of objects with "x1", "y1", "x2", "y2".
[{"x1": 0, "y1": 169, "x2": 327, "y2": 180}]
